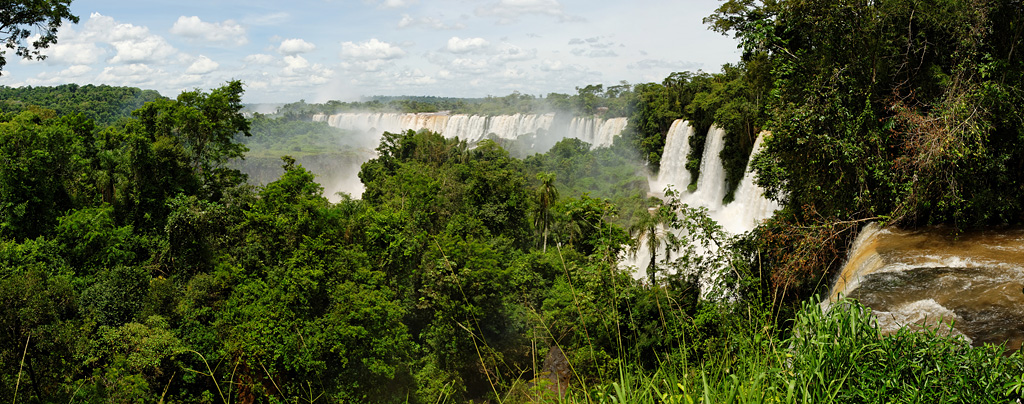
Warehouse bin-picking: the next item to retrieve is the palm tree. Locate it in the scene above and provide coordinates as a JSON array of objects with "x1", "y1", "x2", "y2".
[
  {"x1": 533, "y1": 172, "x2": 558, "y2": 252},
  {"x1": 629, "y1": 205, "x2": 672, "y2": 285}
]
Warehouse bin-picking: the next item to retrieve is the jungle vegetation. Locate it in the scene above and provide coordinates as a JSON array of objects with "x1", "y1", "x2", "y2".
[{"x1": 2, "y1": 0, "x2": 1024, "y2": 402}]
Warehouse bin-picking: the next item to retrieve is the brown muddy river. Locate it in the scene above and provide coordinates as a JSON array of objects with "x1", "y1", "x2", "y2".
[{"x1": 826, "y1": 224, "x2": 1024, "y2": 351}]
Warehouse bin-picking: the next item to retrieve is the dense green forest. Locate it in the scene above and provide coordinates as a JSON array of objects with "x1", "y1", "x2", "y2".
[{"x1": 3, "y1": 0, "x2": 1024, "y2": 402}]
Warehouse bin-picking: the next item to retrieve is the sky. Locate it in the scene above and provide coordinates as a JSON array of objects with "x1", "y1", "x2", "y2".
[{"x1": 0, "y1": 0, "x2": 742, "y2": 104}]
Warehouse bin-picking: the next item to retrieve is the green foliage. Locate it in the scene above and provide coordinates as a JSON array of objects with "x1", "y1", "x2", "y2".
[
  {"x1": 0, "y1": 0, "x2": 79, "y2": 73},
  {"x1": 0, "y1": 110, "x2": 78, "y2": 240},
  {"x1": 716, "y1": 0, "x2": 1024, "y2": 227},
  {"x1": 0, "y1": 84, "x2": 163, "y2": 124}
]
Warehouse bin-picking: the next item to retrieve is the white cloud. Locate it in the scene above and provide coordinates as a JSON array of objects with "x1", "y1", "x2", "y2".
[
  {"x1": 538, "y1": 59, "x2": 564, "y2": 72},
  {"x1": 283, "y1": 55, "x2": 310, "y2": 72},
  {"x1": 96, "y1": 63, "x2": 163, "y2": 86},
  {"x1": 571, "y1": 48, "x2": 618, "y2": 58},
  {"x1": 627, "y1": 59, "x2": 701, "y2": 71},
  {"x1": 170, "y1": 16, "x2": 248, "y2": 46},
  {"x1": 476, "y1": 0, "x2": 579, "y2": 23},
  {"x1": 278, "y1": 38, "x2": 316, "y2": 55},
  {"x1": 243, "y1": 53, "x2": 277, "y2": 65},
  {"x1": 398, "y1": 14, "x2": 465, "y2": 30},
  {"x1": 381, "y1": 0, "x2": 417, "y2": 8},
  {"x1": 446, "y1": 37, "x2": 489, "y2": 53},
  {"x1": 393, "y1": 69, "x2": 436, "y2": 86},
  {"x1": 24, "y1": 65, "x2": 94, "y2": 85},
  {"x1": 495, "y1": 44, "x2": 536, "y2": 62},
  {"x1": 38, "y1": 33, "x2": 106, "y2": 65},
  {"x1": 243, "y1": 12, "x2": 289, "y2": 26},
  {"x1": 81, "y1": 13, "x2": 178, "y2": 64},
  {"x1": 340, "y1": 38, "x2": 406, "y2": 60},
  {"x1": 450, "y1": 58, "x2": 490, "y2": 73},
  {"x1": 279, "y1": 55, "x2": 334, "y2": 84},
  {"x1": 63, "y1": 65, "x2": 93, "y2": 77},
  {"x1": 186, "y1": 55, "x2": 219, "y2": 74}
]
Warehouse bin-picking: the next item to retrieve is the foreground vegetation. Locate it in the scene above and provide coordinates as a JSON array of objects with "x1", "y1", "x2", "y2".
[{"x1": 1, "y1": 80, "x2": 1022, "y2": 403}]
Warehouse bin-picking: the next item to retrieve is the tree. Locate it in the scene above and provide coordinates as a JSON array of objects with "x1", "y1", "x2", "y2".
[
  {"x1": 533, "y1": 172, "x2": 558, "y2": 252},
  {"x1": 0, "y1": 0, "x2": 79, "y2": 74},
  {"x1": 130, "y1": 80, "x2": 251, "y2": 201},
  {"x1": 628, "y1": 204, "x2": 673, "y2": 285}
]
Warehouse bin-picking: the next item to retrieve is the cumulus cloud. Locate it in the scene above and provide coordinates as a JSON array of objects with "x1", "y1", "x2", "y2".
[
  {"x1": 341, "y1": 38, "x2": 406, "y2": 60},
  {"x1": 38, "y1": 34, "x2": 106, "y2": 65},
  {"x1": 243, "y1": 12, "x2": 289, "y2": 26},
  {"x1": 449, "y1": 58, "x2": 490, "y2": 73},
  {"x1": 628, "y1": 59, "x2": 701, "y2": 71},
  {"x1": 186, "y1": 55, "x2": 219, "y2": 74},
  {"x1": 569, "y1": 36, "x2": 622, "y2": 58},
  {"x1": 538, "y1": 59, "x2": 564, "y2": 72},
  {"x1": 392, "y1": 68, "x2": 436, "y2": 86},
  {"x1": 243, "y1": 53, "x2": 276, "y2": 65},
  {"x1": 495, "y1": 44, "x2": 536, "y2": 62},
  {"x1": 170, "y1": 16, "x2": 247, "y2": 46},
  {"x1": 380, "y1": 0, "x2": 418, "y2": 8},
  {"x1": 398, "y1": 14, "x2": 464, "y2": 30},
  {"x1": 476, "y1": 0, "x2": 580, "y2": 23},
  {"x1": 21, "y1": 13, "x2": 179, "y2": 66},
  {"x1": 446, "y1": 37, "x2": 489, "y2": 53},
  {"x1": 24, "y1": 65, "x2": 94, "y2": 85},
  {"x1": 571, "y1": 48, "x2": 618, "y2": 58},
  {"x1": 281, "y1": 55, "x2": 333, "y2": 82},
  {"x1": 278, "y1": 38, "x2": 316, "y2": 55},
  {"x1": 79, "y1": 13, "x2": 179, "y2": 64},
  {"x1": 96, "y1": 63, "x2": 164, "y2": 87}
]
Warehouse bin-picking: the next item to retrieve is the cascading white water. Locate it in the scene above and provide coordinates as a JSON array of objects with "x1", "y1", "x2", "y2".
[
  {"x1": 716, "y1": 134, "x2": 782, "y2": 234},
  {"x1": 318, "y1": 111, "x2": 622, "y2": 149},
  {"x1": 687, "y1": 126, "x2": 729, "y2": 211},
  {"x1": 623, "y1": 122, "x2": 781, "y2": 289},
  {"x1": 649, "y1": 120, "x2": 694, "y2": 196},
  {"x1": 565, "y1": 116, "x2": 624, "y2": 148}
]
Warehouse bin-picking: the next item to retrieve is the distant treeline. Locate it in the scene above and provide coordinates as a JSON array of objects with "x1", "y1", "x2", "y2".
[{"x1": 0, "y1": 83, "x2": 164, "y2": 124}]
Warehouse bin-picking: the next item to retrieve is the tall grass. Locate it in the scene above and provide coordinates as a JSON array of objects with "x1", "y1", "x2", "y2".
[{"x1": 531, "y1": 298, "x2": 1024, "y2": 404}]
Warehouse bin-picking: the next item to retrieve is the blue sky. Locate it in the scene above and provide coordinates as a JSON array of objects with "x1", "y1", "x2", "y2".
[{"x1": 1, "y1": 0, "x2": 741, "y2": 103}]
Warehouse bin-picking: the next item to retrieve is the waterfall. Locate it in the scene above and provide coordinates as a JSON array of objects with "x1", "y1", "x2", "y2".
[
  {"x1": 826, "y1": 223, "x2": 1024, "y2": 350},
  {"x1": 686, "y1": 126, "x2": 729, "y2": 211},
  {"x1": 318, "y1": 112, "x2": 622, "y2": 150},
  {"x1": 716, "y1": 134, "x2": 782, "y2": 234},
  {"x1": 566, "y1": 116, "x2": 625, "y2": 148},
  {"x1": 650, "y1": 119, "x2": 693, "y2": 195}
]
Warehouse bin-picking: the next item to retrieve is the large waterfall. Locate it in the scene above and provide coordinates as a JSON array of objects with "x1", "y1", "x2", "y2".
[
  {"x1": 716, "y1": 135, "x2": 782, "y2": 234},
  {"x1": 648, "y1": 120, "x2": 779, "y2": 232},
  {"x1": 624, "y1": 120, "x2": 781, "y2": 284},
  {"x1": 314, "y1": 112, "x2": 625, "y2": 148},
  {"x1": 649, "y1": 119, "x2": 693, "y2": 196},
  {"x1": 827, "y1": 223, "x2": 1024, "y2": 351}
]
